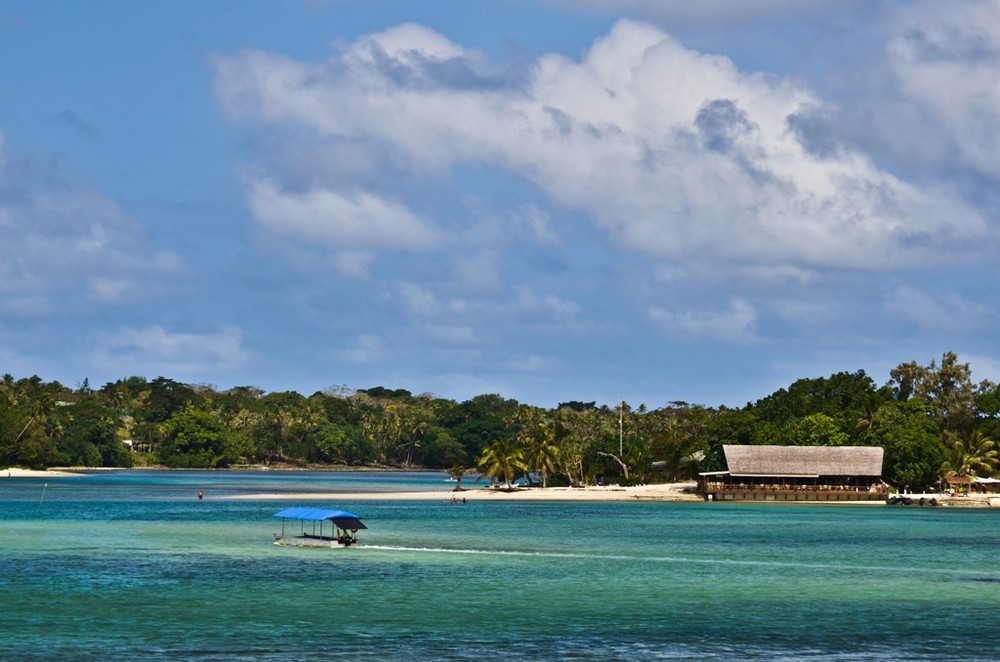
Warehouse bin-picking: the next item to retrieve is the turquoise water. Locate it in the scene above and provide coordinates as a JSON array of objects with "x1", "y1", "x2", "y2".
[{"x1": 2, "y1": 472, "x2": 999, "y2": 660}]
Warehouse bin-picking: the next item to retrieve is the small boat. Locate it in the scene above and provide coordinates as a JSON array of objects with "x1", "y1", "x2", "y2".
[{"x1": 272, "y1": 507, "x2": 367, "y2": 548}]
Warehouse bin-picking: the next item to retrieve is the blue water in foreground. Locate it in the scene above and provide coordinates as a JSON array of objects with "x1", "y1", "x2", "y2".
[{"x1": 2, "y1": 471, "x2": 999, "y2": 660}]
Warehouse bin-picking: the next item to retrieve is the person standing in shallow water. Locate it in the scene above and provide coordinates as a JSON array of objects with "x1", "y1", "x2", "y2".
[{"x1": 198, "y1": 490, "x2": 203, "y2": 500}]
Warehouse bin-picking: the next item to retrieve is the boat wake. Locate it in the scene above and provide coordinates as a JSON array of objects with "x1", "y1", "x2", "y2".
[
  {"x1": 363, "y1": 544, "x2": 608, "y2": 559},
  {"x1": 360, "y1": 545, "x2": 1000, "y2": 581}
]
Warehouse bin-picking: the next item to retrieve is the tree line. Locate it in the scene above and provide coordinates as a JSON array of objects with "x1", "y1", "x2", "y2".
[{"x1": 1, "y1": 352, "x2": 997, "y2": 490}]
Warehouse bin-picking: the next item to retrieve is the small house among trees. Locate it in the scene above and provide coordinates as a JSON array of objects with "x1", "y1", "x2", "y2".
[{"x1": 699, "y1": 445, "x2": 886, "y2": 501}]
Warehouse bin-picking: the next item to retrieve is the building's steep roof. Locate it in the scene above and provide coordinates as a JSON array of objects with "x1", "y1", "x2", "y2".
[{"x1": 722, "y1": 445, "x2": 883, "y2": 477}]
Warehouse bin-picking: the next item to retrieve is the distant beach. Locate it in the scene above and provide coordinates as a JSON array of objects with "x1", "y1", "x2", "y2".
[
  {"x1": 6, "y1": 467, "x2": 998, "y2": 506},
  {"x1": 3, "y1": 467, "x2": 86, "y2": 478},
  {"x1": 221, "y1": 482, "x2": 704, "y2": 502},
  {"x1": 219, "y1": 485, "x2": 996, "y2": 506}
]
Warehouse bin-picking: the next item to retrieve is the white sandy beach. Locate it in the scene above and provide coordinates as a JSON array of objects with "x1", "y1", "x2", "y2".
[
  {"x1": 221, "y1": 483, "x2": 1000, "y2": 507},
  {"x1": 224, "y1": 482, "x2": 704, "y2": 502},
  {"x1": 2, "y1": 467, "x2": 85, "y2": 478},
  {"x1": 5, "y1": 468, "x2": 996, "y2": 506}
]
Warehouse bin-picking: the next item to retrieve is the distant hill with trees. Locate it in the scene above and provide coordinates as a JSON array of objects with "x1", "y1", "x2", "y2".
[{"x1": 1, "y1": 352, "x2": 997, "y2": 491}]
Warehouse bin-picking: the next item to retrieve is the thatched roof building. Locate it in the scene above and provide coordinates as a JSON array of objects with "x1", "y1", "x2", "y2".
[
  {"x1": 722, "y1": 445, "x2": 883, "y2": 478},
  {"x1": 699, "y1": 445, "x2": 886, "y2": 501}
]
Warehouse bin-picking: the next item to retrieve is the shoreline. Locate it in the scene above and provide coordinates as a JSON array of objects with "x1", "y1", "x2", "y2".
[
  {"x1": 222, "y1": 482, "x2": 704, "y2": 502},
  {"x1": 4, "y1": 467, "x2": 997, "y2": 507},
  {"x1": 219, "y1": 487, "x2": 999, "y2": 506},
  {"x1": 2, "y1": 467, "x2": 88, "y2": 478}
]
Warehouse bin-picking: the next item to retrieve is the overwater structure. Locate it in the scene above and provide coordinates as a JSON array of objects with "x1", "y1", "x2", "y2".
[{"x1": 698, "y1": 445, "x2": 886, "y2": 502}]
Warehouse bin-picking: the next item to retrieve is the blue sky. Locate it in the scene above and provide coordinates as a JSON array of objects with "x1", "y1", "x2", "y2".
[{"x1": 2, "y1": 0, "x2": 998, "y2": 408}]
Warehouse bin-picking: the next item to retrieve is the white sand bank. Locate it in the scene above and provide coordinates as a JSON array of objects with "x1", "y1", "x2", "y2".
[
  {"x1": 222, "y1": 482, "x2": 703, "y2": 502},
  {"x1": 2, "y1": 467, "x2": 85, "y2": 478}
]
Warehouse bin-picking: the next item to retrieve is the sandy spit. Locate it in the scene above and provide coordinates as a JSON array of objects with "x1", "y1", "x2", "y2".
[
  {"x1": 221, "y1": 482, "x2": 703, "y2": 502},
  {"x1": 2, "y1": 467, "x2": 86, "y2": 478}
]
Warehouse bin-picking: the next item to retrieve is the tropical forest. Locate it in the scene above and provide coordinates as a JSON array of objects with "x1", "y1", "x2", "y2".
[{"x1": 2, "y1": 352, "x2": 997, "y2": 491}]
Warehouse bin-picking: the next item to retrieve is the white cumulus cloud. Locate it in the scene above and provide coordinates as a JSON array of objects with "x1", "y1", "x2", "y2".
[
  {"x1": 248, "y1": 178, "x2": 437, "y2": 249},
  {"x1": 216, "y1": 19, "x2": 988, "y2": 277}
]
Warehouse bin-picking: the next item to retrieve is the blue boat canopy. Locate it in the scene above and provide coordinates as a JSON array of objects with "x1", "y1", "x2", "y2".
[
  {"x1": 273, "y1": 507, "x2": 367, "y2": 529},
  {"x1": 273, "y1": 507, "x2": 361, "y2": 521}
]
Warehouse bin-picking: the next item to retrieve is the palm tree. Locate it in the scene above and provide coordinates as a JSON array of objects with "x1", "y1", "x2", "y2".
[
  {"x1": 476, "y1": 437, "x2": 527, "y2": 488},
  {"x1": 525, "y1": 423, "x2": 561, "y2": 488},
  {"x1": 941, "y1": 442, "x2": 972, "y2": 480},
  {"x1": 853, "y1": 394, "x2": 884, "y2": 435},
  {"x1": 941, "y1": 431, "x2": 999, "y2": 479},
  {"x1": 962, "y1": 431, "x2": 998, "y2": 476},
  {"x1": 446, "y1": 464, "x2": 474, "y2": 491}
]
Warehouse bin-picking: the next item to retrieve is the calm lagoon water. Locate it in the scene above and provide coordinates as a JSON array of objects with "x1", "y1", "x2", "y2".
[{"x1": 2, "y1": 471, "x2": 999, "y2": 660}]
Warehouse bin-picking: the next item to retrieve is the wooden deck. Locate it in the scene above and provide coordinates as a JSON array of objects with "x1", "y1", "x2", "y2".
[{"x1": 704, "y1": 488, "x2": 887, "y2": 502}]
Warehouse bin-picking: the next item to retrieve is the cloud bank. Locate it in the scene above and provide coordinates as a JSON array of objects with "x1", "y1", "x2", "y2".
[{"x1": 216, "y1": 19, "x2": 988, "y2": 280}]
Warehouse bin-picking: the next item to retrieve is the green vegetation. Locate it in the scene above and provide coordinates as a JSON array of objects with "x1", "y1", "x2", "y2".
[{"x1": 1, "y1": 352, "x2": 997, "y2": 490}]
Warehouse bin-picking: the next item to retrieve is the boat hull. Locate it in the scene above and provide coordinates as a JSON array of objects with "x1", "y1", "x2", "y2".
[{"x1": 274, "y1": 535, "x2": 354, "y2": 548}]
